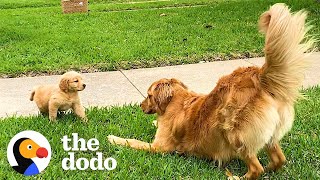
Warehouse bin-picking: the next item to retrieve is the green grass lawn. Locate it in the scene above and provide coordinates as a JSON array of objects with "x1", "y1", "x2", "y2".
[
  {"x1": 0, "y1": 0, "x2": 319, "y2": 77},
  {"x1": 0, "y1": 87, "x2": 319, "y2": 179},
  {"x1": 1, "y1": 0, "x2": 319, "y2": 179}
]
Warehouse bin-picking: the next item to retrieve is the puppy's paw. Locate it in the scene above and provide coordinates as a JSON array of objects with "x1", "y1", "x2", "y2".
[
  {"x1": 49, "y1": 118, "x2": 57, "y2": 123},
  {"x1": 107, "y1": 135, "x2": 127, "y2": 146}
]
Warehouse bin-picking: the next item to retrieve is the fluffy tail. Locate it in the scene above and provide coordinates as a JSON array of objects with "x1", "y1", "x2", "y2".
[
  {"x1": 259, "y1": 3, "x2": 315, "y2": 103},
  {"x1": 30, "y1": 90, "x2": 35, "y2": 101}
]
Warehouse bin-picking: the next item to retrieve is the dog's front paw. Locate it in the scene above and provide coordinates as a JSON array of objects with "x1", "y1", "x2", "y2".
[
  {"x1": 49, "y1": 117, "x2": 57, "y2": 123},
  {"x1": 108, "y1": 135, "x2": 127, "y2": 146}
]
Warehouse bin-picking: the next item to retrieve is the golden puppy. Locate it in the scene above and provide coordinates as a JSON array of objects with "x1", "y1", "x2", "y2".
[
  {"x1": 108, "y1": 4, "x2": 315, "y2": 179},
  {"x1": 30, "y1": 71, "x2": 87, "y2": 122}
]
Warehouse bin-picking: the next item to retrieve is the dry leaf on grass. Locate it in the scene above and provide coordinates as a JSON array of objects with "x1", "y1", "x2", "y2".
[{"x1": 226, "y1": 168, "x2": 241, "y2": 180}]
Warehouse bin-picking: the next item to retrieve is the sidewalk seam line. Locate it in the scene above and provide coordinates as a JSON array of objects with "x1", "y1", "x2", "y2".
[{"x1": 119, "y1": 70, "x2": 146, "y2": 98}]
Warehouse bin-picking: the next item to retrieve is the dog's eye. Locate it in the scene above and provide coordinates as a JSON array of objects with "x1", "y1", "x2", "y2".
[{"x1": 74, "y1": 80, "x2": 79, "y2": 82}]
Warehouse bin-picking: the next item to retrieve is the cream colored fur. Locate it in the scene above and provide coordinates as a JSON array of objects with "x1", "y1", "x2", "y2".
[
  {"x1": 30, "y1": 71, "x2": 87, "y2": 122},
  {"x1": 259, "y1": 3, "x2": 314, "y2": 145},
  {"x1": 259, "y1": 3, "x2": 314, "y2": 103}
]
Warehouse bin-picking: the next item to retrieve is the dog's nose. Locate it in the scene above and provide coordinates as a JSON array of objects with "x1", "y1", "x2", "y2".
[
  {"x1": 140, "y1": 103, "x2": 142, "y2": 107},
  {"x1": 83, "y1": 84, "x2": 86, "y2": 88}
]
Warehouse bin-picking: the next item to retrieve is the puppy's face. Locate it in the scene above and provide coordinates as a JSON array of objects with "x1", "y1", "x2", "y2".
[
  {"x1": 59, "y1": 71, "x2": 86, "y2": 92},
  {"x1": 141, "y1": 78, "x2": 187, "y2": 115}
]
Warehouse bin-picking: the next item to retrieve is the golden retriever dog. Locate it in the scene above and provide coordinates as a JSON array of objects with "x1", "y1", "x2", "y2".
[
  {"x1": 108, "y1": 4, "x2": 314, "y2": 179},
  {"x1": 30, "y1": 71, "x2": 87, "y2": 122}
]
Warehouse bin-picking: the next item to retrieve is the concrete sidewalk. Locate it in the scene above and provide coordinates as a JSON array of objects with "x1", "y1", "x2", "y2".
[{"x1": 1, "y1": 52, "x2": 319, "y2": 118}]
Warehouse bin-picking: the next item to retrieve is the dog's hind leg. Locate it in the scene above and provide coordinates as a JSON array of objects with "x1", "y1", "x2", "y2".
[
  {"x1": 264, "y1": 104, "x2": 291, "y2": 171},
  {"x1": 265, "y1": 142, "x2": 286, "y2": 171},
  {"x1": 225, "y1": 132, "x2": 264, "y2": 179},
  {"x1": 48, "y1": 100, "x2": 58, "y2": 122},
  {"x1": 241, "y1": 154, "x2": 264, "y2": 180}
]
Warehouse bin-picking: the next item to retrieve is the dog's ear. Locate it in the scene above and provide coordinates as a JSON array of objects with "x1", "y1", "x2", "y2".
[
  {"x1": 59, "y1": 78, "x2": 69, "y2": 92},
  {"x1": 153, "y1": 81, "x2": 173, "y2": 114}
]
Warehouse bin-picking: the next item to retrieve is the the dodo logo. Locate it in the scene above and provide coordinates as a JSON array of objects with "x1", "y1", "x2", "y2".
[{"x1": 7, "y1": 130, "x2": 51, "y2": 176}]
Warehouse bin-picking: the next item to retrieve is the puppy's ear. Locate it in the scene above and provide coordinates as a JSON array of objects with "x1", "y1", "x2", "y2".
[
  {"x1": 171, "y1": 78, "x2": 188, "y2": 89},
  {"x1": 59, "y1": 78, "x2": 69, "y2": 92},
  {"x1": 154, "y1": 82, "x2": 173, "y2": 114}
]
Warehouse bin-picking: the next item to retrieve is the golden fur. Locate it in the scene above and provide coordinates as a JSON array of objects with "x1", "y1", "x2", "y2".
[
  {"x1": 108, "y1": 4, "x2": 314, "y2": 179},
  {"x1": 30, "y1": 71, "x2": 87, "y2": 122}
]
